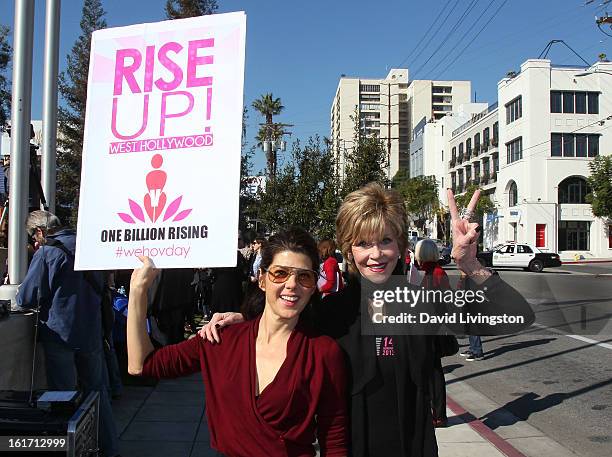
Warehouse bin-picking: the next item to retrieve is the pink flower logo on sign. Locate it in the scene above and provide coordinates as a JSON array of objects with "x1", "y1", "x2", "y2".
[{"x1": 117, "y1": 154, "x2": 192, "y2": 224}]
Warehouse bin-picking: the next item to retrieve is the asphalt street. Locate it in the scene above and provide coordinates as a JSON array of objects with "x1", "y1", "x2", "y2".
[{"x1": 444, "y1": 263, "x2": 612, "y2": 457}]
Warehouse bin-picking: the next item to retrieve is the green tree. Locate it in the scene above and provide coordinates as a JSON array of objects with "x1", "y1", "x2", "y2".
[
  {"x1": 586, "y1": 155, "x2": 612, "y2": 219},
  {"x1": 56, "y1": 0, "x2": 106, "y2": 226},
  {"x1": 256, "y1": 136, "x2": 339, "y2": 238},
  {"x1": 341, "y1": 110, "x2": 388, "y2": 196},
  {"x1": 394, "y1": 175, "x2": 439, "y2": 231},
  {"x1": 0, "y1": 25, "x2": 11, "y2": 132},
  {"x1": 252, "y1": 93, "x2": 285, "y2": 177},
  {"x1": 454, "y1": 184, "x2": 495, "y2": 213},
  {"x1": 165, "y1": 0, "x2": 217, "y2": 19}
]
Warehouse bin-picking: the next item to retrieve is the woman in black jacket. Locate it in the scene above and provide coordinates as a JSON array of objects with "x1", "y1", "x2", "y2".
[{"x1": 201, "y1": 182, "x2": 534, "y2": 456}]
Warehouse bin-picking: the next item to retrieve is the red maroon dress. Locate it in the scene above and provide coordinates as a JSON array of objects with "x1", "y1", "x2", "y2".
[{"x1": 141, "y1": 317, "x2": 348, "y2": 457}]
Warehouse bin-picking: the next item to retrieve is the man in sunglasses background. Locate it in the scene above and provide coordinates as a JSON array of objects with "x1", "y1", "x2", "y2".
[{"x1": 16, "y1": 210, "x2": 120, "y2": 457}]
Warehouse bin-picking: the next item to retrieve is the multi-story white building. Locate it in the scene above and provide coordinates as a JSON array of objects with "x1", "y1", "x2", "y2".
[
  {"x1": 488, "y1": 59, "x2": 611, "y2": 259},
  {"x1": 330, "y1": 72, "x2": 471, "y2": 180},
  {"x1": 330, "y1": 69, "x2": 409, "y2": 181},
  {"x1": 410, "y1": 103, "x2": 489, "y2": 238},
  {"x1": 447, "y1": 102, "x2": 500, "y2": 216}
]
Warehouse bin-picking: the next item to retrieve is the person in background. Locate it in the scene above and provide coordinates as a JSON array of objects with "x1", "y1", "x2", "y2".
[
  {"x1": 250, "y1": 236, "x2": 265, "y2": 283},
  {"x1": 460, "y1": 334, "x2": 485, "y2": 362},
  {"x1": 16, "y1": 210, "x2": 120, "y2": 457},
  {"x1": 415, "y1": 239, "x2": 451, "y2": 427},
  {"x1": 317, "y1": 239, "x2": 344, "y2": 297},
  {"x1": 127, "y1": 228, "x2": 348, "y2": 456}
]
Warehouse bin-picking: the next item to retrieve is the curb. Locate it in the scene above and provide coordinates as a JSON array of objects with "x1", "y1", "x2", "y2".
[
  {"x1": 561, "y1": 259, "x2": 612, "y2": 264},
  {"x1": 446, "y1": 395, "x2": 528, "y2": 457}
]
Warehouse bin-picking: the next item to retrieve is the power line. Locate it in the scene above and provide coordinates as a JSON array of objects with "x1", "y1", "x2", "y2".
[
  {"x1": 426, "y1": 0, "x2": 498, "y2": 78},
  {"x1": 411, "y1": 0, "x2": 481, "y2": 79},
  {"x1": 396, "y1": 0, "x2": 455, "y2": 68},
  {"x1": 403, "y1": 0, "x2": 462, "y2": 73},
  {"x1": 433, "y1": 0, "x2": 510, "y2": 80}
]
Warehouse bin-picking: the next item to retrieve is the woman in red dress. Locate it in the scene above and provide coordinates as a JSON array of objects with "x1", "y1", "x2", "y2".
[
  {"x1": 317, "y1": 239, "x2": 344, "y2": 297},
  {"x1": 127, "y1": 228, "x2": 348, "y2": 457}
]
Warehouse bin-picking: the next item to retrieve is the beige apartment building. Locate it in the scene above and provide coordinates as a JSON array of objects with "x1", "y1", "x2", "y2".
[{"x1": 330, "y1": 70, "x2": 470, "y2": 180}]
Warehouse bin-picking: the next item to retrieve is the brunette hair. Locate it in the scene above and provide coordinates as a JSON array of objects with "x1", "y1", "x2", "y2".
[
  {"x1": 318, "y1": 239, "x2": 336, "y2": 260},
  {"x1": 241, "y1": 227, "x2": 320, "y2": 320},
  {"x1": 336, "y1": 182, "x2": 407, "y2": 273}
]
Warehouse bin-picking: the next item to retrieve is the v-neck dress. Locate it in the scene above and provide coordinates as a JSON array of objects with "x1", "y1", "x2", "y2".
[{"x1": 141, "y1": 316, "x2": 348, "y2": 457}]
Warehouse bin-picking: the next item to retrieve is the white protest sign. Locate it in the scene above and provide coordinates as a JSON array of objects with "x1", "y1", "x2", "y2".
[{"x1": 75, "y1": 12, "x2": 246, "y2": 270}]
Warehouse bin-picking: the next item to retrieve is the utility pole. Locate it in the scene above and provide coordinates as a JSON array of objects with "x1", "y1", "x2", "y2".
[
  {"x1": 41, "y1": 0, "x2": 61, "y2": 214},
  {"x1": 260, "y1": 122, "x2": 293, "y2": 179}
]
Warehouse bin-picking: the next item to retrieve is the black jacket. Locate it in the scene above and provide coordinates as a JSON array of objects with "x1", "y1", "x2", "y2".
[{"x1": 314, "y1": 272, "x2": 534, "y2": 457}]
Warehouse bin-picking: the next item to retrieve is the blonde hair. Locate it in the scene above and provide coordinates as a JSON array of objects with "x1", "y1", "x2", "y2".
[
  {"x1": 415, "y1": 239, "x2": 440, "y2": 264},
  {"x1": 336, "y1": 182, "x2": 407, "y2": 272}
]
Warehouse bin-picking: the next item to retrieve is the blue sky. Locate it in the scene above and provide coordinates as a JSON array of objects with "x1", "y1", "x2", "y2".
[{"x1": 2, "y1": 0, "x2": 611, "y2": 172}]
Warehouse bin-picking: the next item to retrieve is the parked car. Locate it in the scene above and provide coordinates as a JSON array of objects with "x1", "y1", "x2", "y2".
[{"x1": 476, "y1": 243, "x2": 561, "y2": 272}]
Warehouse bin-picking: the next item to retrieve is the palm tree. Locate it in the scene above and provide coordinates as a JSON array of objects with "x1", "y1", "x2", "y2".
[
  {"x1": 252, "y1": 93, "x2": 284, "y2": 177},
  {"x1": 252, "y1": 93, "x2": 284, "y2": 125}
]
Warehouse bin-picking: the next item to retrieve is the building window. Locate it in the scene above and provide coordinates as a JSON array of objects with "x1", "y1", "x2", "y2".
[
  {"x1": 575, "y1": 134, "x2": 587, "y2": 157},
  {"x1": 458, "y1": 143, "x2": 464, "y2": 161},
  {"x1": 551, "y1": 91, "x2": 599, "y2": 114},
  {"x1": 493, "y1": 122, "x2": 499, "y2": 145},
  {"x1": 493, "y1": 152, "x2": 499, "y2": 172},
  {"x1": 551, "y1": 91, "x2": 562, "y2": 113},
  {"x1": 575, "y1": 92, "x2": 587, "y2": 114},
  {"x1": 551, "y1": 133, "x2": 599, "y2": 157},
  {"x1": 465, "y1": 166, "x2": 472, "y2": 183},
  {"x1": 563, "y1": 134, "x2": 574, "y2": 157},
  {"x1": 483, "y1": 127, "x2": 490, "y2": 146},
  {"x1": 360, "y1": 93, "x2": 380, "y2": 101},
  {"x1": 551, "y1": 133, "x2": 562, "y2": 156},
  {"x1": 360, "y1": 84, "x2": 380, "y2": 92},
  {"x1": 466, "y1": 138, "x2": 472, "y2": 153},
  {"x1": 452, "y1": 146, "x2": 456, "y2": 159},
  {"x1": 506, "y1": 137, "x2": 523, "y2": 164},
  {"x1": 505, "y1": 96, "x2": 522, "y2": 124},
  {"x1": 559, "y1": 221, "x2": 590, "y2": 251},
  {"x1": 558, "y1": 176, "x2": 590, "y2": 204},
  {"x1": 588, "y1": 92, "x2": 599, "y2": 114},
  {"x1": 563, "y1": 92, "x2": 574, "y2": 113},
  {"x1": 508, "y1": 181, "x2": 518, "y2": 207},
  {"x1": 588, "y1": 134, "x2": 599, "y2": 157}
]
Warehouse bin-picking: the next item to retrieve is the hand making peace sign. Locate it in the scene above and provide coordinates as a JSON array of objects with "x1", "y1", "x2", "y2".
[{"x1": 447, "y1": 188, "x2": 488, "y2": 278}]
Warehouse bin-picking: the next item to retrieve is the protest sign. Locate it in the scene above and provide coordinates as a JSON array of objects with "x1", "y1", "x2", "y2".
[{"x1": 75, "y1": 12, "x2": 246, "y2": 270}]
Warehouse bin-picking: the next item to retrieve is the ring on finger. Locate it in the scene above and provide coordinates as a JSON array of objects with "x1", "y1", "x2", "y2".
[{"x1": 461, "y1": 209, "x2": 474, "y2": 221}]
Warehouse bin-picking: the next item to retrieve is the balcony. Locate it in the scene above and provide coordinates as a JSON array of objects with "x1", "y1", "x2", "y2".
[
  {"x1": 465, "y1": 149, "x2": 472, "y2": 160},
  {"x1": 473, "y1": 143, "x2": 481, "y2": 156},
  {"x1": 482, "y1": 139, "x2": 490, "y2": 152},
  {"x1": 458, "y1": 153, "x2": 464, "y2": 164},
  {"x1": 492, "y1": 137, "x2": 498, "y2": 147},
  {"x1": 450, "y1": 157, "x2": 456, "y2": 168}
]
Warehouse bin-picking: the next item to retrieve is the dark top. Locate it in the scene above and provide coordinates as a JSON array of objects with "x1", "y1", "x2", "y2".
[
  {"x1": 315, "y1": 272, "x2": 534, "y2": 457},
  {"x1": 16, "y1": 229, "x2": 103, "y2": 351},
  {"x1": 141, "y1": 317, "x2": 348, "y2": 457}
]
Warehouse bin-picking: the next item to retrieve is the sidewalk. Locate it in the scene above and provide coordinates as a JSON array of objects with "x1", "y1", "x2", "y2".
[{"x1": 110, "y1": 371, "x2": 578, "y2": 457}]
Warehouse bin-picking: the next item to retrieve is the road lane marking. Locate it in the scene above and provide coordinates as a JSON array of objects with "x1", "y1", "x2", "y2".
[{"x1": 531, "y1": 322, "x2": 612, "y2": 350}]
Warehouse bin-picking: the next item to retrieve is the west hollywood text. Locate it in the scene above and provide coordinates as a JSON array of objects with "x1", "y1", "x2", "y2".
[{"x1": 100, "y1": 225, "x2": 208, "y2": 243}]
